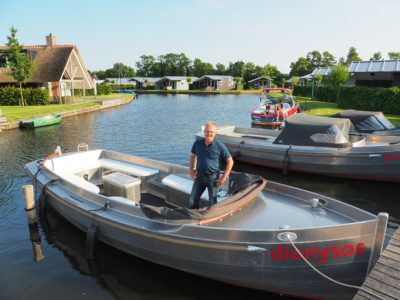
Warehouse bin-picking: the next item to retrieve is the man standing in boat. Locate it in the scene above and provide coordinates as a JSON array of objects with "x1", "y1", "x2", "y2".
[{"x1": 189, "y1": 121, "x2": 234, "y2": 209}]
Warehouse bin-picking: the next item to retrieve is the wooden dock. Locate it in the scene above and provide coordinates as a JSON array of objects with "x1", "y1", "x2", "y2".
[{"x1": 353, "y1": 228, "x2": 400, "y2": 300}]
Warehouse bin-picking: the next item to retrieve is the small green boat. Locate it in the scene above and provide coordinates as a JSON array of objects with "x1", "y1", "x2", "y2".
[{"x1": 20, "y1": 114, "x2": 62, "y2": 128}]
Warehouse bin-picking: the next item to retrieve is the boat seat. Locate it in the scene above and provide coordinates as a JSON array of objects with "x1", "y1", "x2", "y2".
[
  {"x1": 162, "y1": 174, "x2": 208, "y2": 200},
  {"x1": 109, "y1": 196, "x2": 139, "y2": 207},
  {"x1": 161, "y1": 174, "x2": 229, "y2": 202},
  {"x1": 57, "y1": 172, "x2": 100, "y2": 194},
  {"x1": 99, "y1": 158, "x2": 159, "y2": 177}
]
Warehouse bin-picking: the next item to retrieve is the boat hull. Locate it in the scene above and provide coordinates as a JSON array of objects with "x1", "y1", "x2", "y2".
[
  {"x1": 214, "y1": 134, "x2": 400, "y2": 182},
  {"x1": 39, "y1": 186, "x2": 379, "y2": 300},
  {"x1": 20, "y1": 114, "x2": 62, "y2": 128},
  {"x1": 25, "y1": 150, "x2": 387, "y2": 300}
]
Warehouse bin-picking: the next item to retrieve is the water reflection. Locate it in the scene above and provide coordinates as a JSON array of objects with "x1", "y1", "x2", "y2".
[
  {"x1": 27, "y1": 222, "x2": 44, "y2": 262},
  {"x1": 40, "y1": 206, "x2": 284, "y2": 300}
]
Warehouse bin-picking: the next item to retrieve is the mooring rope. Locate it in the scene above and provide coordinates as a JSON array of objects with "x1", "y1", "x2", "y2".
[{"x1": 287, "y1": 237, "x2": 385, "y2": 300}]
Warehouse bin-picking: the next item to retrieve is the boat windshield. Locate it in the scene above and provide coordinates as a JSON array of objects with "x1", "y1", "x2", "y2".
[
  {"x1": 260, "y1": 96, "x2": 278, "y2": 105},
  {"x1": 279, "y1": 94, "x2": 294, "y2": 105},
  {"x1": 355, "y1": 114, "x2": 396, "y2": 131},
  {"x1": 310, "y1": 124, "x2": 350, "y2": 145}
]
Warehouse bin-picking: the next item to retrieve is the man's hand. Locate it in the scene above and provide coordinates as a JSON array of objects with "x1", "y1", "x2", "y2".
[
  {"x1": 189, "y1": 168, "x2": 197, "y2": 180},
  {"x1": 216, "y1": 176, "x2": 227, "y2": 186},
  {"x1": 189, "y1": 153, "x2": 197, "y2": 179},
  {"x1": 217, "y1": 157, "x2": 234, "y2": 186}
]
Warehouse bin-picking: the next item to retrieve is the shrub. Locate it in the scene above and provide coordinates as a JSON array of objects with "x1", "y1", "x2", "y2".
[
  {"x1": 293, "y1": 85, "x2": 312, "y2": 97},
  {"x1": 96, "y1": 85, "x2": 112, "y2": 95},
  {"x1": 314, "y1": 86, "x2": 337, "y2": 103},
  {"x1": 338, "y1": 86, "x2": 400, "y2": 114},
  {"x1": 0, "y1": 86, "x2": 48, "y2": 105}
]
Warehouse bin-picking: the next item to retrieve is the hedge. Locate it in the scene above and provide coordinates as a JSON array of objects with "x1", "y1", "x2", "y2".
[
  {"x1": 338, "y1": 86, "x2": 400, "y2": 115},
  {"x1": 0, "y1": 87, "x2": 49, "y2": 105},
  {"x1": 74, "y1": 84, "x2": 112, "y2": 96},
  {"x1": 293, "y1": 85, "x2": 312, "y2": 97},
  {"x1": 293, "y1": 85, "x2": 400, "y2": 114}
]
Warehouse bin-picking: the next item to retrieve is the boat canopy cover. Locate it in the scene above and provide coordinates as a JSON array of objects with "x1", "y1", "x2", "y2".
[
  {"x1": 332, "y1": 110, "x2": 396, "y2": 132},
  {"x1": 273, "y1": 113, "x2": 353, "y2": 148},
  {"x1": 140, "y1": 172, "x2": 265, "y2": 222}
]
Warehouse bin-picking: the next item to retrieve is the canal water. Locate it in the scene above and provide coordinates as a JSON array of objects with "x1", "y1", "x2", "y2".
[{"x1": 0, "y1": 94, "x2": 398, "y2": 300}]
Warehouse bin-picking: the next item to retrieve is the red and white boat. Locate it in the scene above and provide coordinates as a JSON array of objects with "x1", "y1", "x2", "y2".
[{"x1": 251, "y1": 88, "x2": 301, "y2": 127}]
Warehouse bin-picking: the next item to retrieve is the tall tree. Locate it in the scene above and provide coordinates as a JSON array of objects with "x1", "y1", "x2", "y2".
[
  {"x1": 370, "y1": 51, "x2": 382, "y2": 61},
  {"x1": 388, "y1": 52, "x2": 400, "y2": 59},
  {"x1": 289, "y1": 57, "x2": 310, "y2": 77},
  {"x1": 176, "y1": 53, "x2": 191, "y2": 76},
  {"x1": 327, "y1": 64, "x2": 349, "y2": 101},
  {"x1": 227, "y1": 61, "x2": 245, "y2": 78},
  {"x1": 136, "y1": 55, "x2": 157, "y2": 77},
  {"x1": 92, "y1": 70, "x2": 106, "y2": 79},
  {"x1": 156, "y1": 53, "x2": 192, "y2": 76},
  {"x1": 306, "y1": 50, "x2": 323, "y2": 70},
  {"x1": 345, "y1": 47, "x2": 362, "y2": 65},
  {"x1": 215, "y1": 63, "x2": 226, "y2": 75},
  {"x1": 191, "y1": 58, "x2": 214, "y2": 77},
  {"x1": 104, "y1": 63, "x2": 135, "y2": 79},
  {"x1": 4, "y1": 27, "x2": 33, "y2": 107},
  {"x1": 242, "y1": 62, "x2": 257, "y2": 83},
  {"x1": 321, "y1": 51, "x2": 336, "y2": 67}
]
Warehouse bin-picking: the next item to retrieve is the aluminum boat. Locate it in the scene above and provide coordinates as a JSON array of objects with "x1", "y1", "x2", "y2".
[
  {"x1": 197, "y1": 113, "x2": 400, "y2": 182},
  {"x1": 25, "y1": 147, "x2": 388, "y2": 299}
]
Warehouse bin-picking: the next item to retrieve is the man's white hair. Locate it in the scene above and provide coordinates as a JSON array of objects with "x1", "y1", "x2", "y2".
[{"x1": 204, "y1": 121, "x2": 217, "y2": 128}]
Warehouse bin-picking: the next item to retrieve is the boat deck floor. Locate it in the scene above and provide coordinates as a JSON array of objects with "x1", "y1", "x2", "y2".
[
  {"x1": 137, "y1": 189, "x2": 358, "y2": 230},
  {"x1": 210, "y1": 188, "x2": 356, "y2": 230},
  {"x1": 140, "y1": 193, "x2": 176, "y2": 209},
  {"x1": 225, "y1": 131, "x2": 277, "y2": 142}
]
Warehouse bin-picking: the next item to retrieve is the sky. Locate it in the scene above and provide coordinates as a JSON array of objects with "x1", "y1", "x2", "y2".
[{"x1": 1, "y1": 0, "x2": 400, "y2": 73}]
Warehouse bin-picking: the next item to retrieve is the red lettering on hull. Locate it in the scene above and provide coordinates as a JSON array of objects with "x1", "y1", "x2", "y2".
[{"x1": 270, "y1": 242, "x2": 366, "y2": 264}]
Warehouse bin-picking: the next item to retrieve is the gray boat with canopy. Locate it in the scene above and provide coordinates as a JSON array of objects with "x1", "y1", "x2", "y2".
[
  {"x1": 25, "y1": 147, "x2": 388, "y2": 299},
  {"x1": 200, "y1": 113, "x2": 400, "y2": 182},
  {"x1": 332, "y1": 109, "x2": 400, "y2": 136}
]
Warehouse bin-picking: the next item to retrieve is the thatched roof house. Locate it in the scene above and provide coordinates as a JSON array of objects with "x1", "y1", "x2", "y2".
[{"x1": 0, "y1": 34, "x2": 94, "y2": 101}]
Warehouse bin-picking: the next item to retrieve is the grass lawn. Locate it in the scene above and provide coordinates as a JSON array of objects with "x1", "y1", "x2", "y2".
[
  {"x1": 1, "y1": 102, "x2": 98, "y2": 121},
  {"x1": 296, "y1": 96, "x2": 400, "y2": 127},
  {"x1": 0, "y1": 94, "x2": 132, "y2": 122}
]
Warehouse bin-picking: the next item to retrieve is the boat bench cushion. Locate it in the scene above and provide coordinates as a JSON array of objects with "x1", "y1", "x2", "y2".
[
  {"x1": 161, "y1": 174, "x2": 208, "y2": 200},
  {"x1": 43, "y1": 149, "x2": 103, "y2": 174},
  {"x1": 109, "y1": 196, "x2": 138, "y2": 206},
  {"x1": 99, "y1": 158, "x2": 159, "y2": 177},
  {"x1": 58, "y1": 172, "x2": 100, "y2": 194}
]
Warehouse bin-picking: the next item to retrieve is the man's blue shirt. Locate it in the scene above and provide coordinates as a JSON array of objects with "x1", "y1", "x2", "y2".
[{"x1": 191, "y1": 138, "x2": 231, "y2": 174}]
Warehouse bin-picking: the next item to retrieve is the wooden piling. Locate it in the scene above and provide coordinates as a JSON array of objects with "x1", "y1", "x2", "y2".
[
  {"x1": 23, "y1": 185, "x2": 37, "y2": 225},
  {"x1": 353, "y1": 228, "x2": 400, "y2": 300}
]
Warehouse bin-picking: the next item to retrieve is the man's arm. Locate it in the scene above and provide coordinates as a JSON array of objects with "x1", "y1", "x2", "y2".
[
  {"x1": 217, "y1": 157, "x2": 233, "y2": 186},
  {"x1": 189, "y1": 153, "x2": 197, "y2": 179}
]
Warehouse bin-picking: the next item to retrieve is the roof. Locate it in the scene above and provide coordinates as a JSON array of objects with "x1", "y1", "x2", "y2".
[
  {"x1": 0, "y1": 46, "x2": 74, "y2": 83},
  {"x1": 104, "y1": 78, "x2": 135, "y2": 84},
  {"x1": 311, "y1": 67, "x2": 331, "y2": 76},
  {"x1": 349, "y1": 60, "x2": 400, "y2": 73},
  {"x1": 131, "y1": 77, "x2": 161, "y2": 83},
  {"x1": 157, "y1": 76, "x2": 197, "y2": 82},
  {"x1": 248, "y1": 76, "x2": 272, "y2": 83},
  {"x1": 193, "y1": 75, "x2": 234, "y2": 82},
  {"x1": 300, "y1": 74, "x2": 313, "y2": 80}
]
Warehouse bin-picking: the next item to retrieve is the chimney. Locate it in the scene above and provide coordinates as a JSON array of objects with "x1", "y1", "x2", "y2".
[{"x1": 46, "y1": 33, "x2": 56, "y2": 47}]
